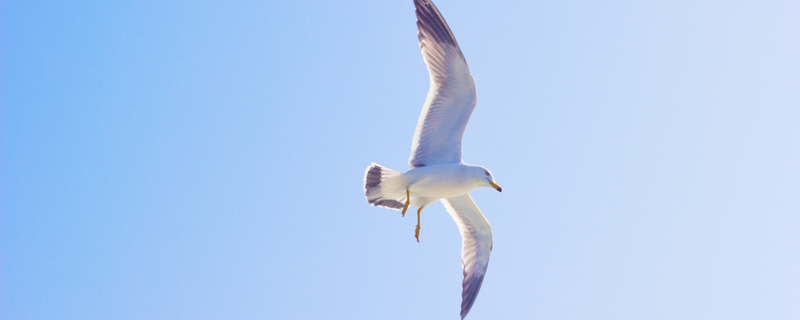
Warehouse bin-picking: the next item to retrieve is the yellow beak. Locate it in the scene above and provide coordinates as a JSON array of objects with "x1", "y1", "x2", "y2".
[{"x1": 489, "y1": 181, "x2": 502, "y2": 192}]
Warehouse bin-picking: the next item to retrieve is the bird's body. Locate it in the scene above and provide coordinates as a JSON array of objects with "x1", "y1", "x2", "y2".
[
  {"x1": 370, "y1": 163, "x2": 498, "y2": 209},
  {"x1": 363, "y1": 0, "x2": 502, "y2": 318},
  {"x1": 406, "y1": 164, "x2": 490, "y2": 201}
]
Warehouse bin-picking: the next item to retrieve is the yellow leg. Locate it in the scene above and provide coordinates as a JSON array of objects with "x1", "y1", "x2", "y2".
[
  {"x1": 401, "y1": 188, "x2": 410, "y2": 217},
  {"x1": 415, "y1": 207, "x2": 423, "y2": 243}
]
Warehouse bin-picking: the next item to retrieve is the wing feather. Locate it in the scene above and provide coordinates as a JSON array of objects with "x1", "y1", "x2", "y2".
[
  {"x1": 441, "y1": 194, "x2": 492, "y2": 319},
  {"x1": 410, "y1": 0, "x2": 477, "y2": 169}
]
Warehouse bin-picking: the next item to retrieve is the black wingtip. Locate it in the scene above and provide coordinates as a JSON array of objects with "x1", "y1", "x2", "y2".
[
  {"x1": 414, "y1": 0, "x2": 459, "y2": 48},
  {"x1": 460, "y1": 270, "x2": 487, "y2": 319}
]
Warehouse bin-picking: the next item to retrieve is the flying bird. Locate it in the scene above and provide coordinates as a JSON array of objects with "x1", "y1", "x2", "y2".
[{"x1": 363, "y1": 0, "x2": 501, "y2": 318}]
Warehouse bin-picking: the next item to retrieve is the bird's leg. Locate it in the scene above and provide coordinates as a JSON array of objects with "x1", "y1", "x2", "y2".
[
  {"x1": 402, "y1": 188, "x2": 411, "y2": 217},
  {"x1": 415, "y1": 207, "x2": 423, "y2": 243}
]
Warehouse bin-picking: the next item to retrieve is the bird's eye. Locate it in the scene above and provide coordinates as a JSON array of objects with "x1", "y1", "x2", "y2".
[{"x1": 485, "y1": 171, "x2": 490, "y2": 177}]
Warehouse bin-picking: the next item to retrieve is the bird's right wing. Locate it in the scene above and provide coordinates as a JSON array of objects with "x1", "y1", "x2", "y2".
[
  {"x1": 441, "y1": 193, "x2": 493, "y2": 319},
  {"x1": 409, "y1": 0, "x2": 477, "y2": 169}
]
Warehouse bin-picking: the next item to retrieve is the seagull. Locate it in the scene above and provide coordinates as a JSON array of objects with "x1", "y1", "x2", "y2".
[{"x1": 363, "y1": 0, "x2": 501, "y2": 318}]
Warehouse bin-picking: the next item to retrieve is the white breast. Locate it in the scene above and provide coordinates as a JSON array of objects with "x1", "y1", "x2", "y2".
[{"x1": 405, "y1": 164, "x2": 480, "y2": 200}]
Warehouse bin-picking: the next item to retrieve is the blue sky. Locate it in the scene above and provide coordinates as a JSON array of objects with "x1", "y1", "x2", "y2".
[{"x1": 3, "y1": 0, "x2": 799, "y2": 319}]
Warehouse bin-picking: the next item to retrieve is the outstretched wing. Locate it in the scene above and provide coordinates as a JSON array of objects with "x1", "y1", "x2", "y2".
[
  {"x1": 409, "y1": 0, "x2": 477, "y2": 169},
  {"x1": 441, "y1": 193, "x2": 493, "y2": 319}
]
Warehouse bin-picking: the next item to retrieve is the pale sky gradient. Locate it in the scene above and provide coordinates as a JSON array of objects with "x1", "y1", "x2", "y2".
[{"x1": 4, "y1": 1, "x2": 800, "y2": 319}]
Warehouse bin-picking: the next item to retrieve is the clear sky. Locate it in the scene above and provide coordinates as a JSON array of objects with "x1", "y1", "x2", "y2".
[{"x1": 3, "y1": 0, "x2": 799, "y2": 319}]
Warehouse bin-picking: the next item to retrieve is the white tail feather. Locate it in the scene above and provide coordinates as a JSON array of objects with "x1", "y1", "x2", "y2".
[{"x1": 363, "y1": 163, "x2": 407, "y2": 210}]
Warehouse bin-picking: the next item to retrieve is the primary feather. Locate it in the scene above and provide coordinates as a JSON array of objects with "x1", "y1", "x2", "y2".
[
  {"x1": 409, "y1": 0, "x2": 477, "y2": 169},
  {"x1": 442, "y1": 194, "x2": 493, "y2": 319}
]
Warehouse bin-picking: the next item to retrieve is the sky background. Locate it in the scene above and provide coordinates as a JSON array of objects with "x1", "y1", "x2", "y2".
[{"x1": 3, "y1": 0, "x2": 800, "y2": 319}]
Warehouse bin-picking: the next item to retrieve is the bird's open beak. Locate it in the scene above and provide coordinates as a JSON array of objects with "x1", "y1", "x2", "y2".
[{"x1": 489, "y1": 181, "x2": 502, "y2": 192}]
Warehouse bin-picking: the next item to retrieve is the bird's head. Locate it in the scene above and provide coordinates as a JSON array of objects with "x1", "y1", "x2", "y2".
[{"x1": 474, "y1": 166, "x2": 502, "y2": 192}]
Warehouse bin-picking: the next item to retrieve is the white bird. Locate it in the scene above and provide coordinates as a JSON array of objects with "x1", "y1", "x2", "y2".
[{"x1": 363, "y1": 0, "x2": 501, "y2": 318}]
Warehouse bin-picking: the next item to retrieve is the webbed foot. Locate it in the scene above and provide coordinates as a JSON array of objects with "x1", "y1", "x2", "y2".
[
  {"x1": 415, "y1": 207, "x2": 423, "y2": 243},
  {"x1": 401, "y1": 188, "x2": 410, "y2": 217}
]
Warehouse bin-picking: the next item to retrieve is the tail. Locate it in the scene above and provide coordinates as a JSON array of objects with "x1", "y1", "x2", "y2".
[{"x1": 364, "y1": 163, "x2": 407, "y2": 210}]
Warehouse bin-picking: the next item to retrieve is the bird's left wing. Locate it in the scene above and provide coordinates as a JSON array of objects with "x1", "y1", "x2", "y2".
[
  {"x1": 409, "y1": 0, "x2": 477, "y2": 169},
  {"x1": 441, "y1": 193, "x2": 493, "y2": 319}
]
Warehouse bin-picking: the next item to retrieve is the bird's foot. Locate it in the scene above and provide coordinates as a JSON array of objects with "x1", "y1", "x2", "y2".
[
  {"x1": 415, "y1": 207, "x2": 423, "y2": 243},
  {"x1": 402, "y1": 188, "x2": 410, "y2": 217}
]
